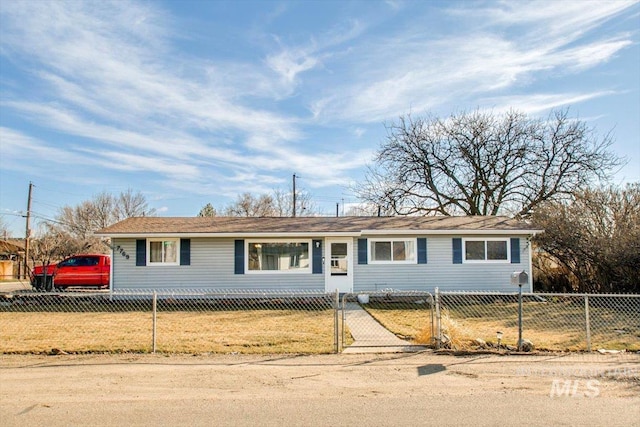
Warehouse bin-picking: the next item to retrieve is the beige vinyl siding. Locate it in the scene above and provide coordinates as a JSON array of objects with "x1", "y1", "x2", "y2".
[
  {"x1": 353, "y1": 235, "x2": 531, "y2": 292},
  {"x1": 111, "y1": 238, "x2": 324, "y2": 291}
]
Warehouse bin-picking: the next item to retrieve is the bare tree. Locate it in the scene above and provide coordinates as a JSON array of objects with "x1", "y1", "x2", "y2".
[
  {"x1": 54, "y1": 189, "x2": 154, "y2": 254},
  {"x1": 356, "y1": 109, "x2": 622, "y2": 217},
  {"x1": 58, "y1": 201, "x2": 98, "y2": 241},
  {"x1": 223, "y1": 193, "x2": 276, "y2": 217},
  {"x1": 0, "y1": 217, "x2": 9, "y2": 239},
  {"x1": 272, "y1": 188, "x2": 316, "y2": 217},
  {"x1": 532, "y1": 183, "x2": 640, "y2": 293},
  {"x1": 219, "y1": 187, "x2": 318, "y2": 218},
  {"x1": 116, "y1": 188, "x2": 154, "y2": 219}
]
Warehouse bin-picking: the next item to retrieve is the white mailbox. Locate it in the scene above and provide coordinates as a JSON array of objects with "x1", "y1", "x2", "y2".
[{"x1": 511, "y1": 271, "x2": 528, "y2": 286}]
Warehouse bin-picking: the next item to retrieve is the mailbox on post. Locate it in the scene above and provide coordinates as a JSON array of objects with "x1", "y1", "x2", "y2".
[
  {"x1": 511, "y1": 271, "x2": 528, "y2": 286},
  {"x1": 511, "y1": 270, "x2": 528, "y2": 351}
]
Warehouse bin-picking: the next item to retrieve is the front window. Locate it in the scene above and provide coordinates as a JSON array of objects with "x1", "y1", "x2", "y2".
[
  {"x1": 247, "y1": 241, "x2": 310, "y2": 273},
  {"x1": 59, "y1": 256, "x2": 100, "y2": 267},
  {"x1": 330, "y1": 242, "x2": 348, "y2": 276},
  {"x1": 370, "y1": 239, "x2": 416, "y2": 263},
  {"x1": 148, "y1": 239, "x2": 178, "y2": 265},
  {"x1": 464, "y1": 239, "x2": 509, "y2": 262}
]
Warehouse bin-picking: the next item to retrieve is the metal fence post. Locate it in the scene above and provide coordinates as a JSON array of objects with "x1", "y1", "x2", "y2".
[
  {"x1": 334, "y1": 289, "x2": 339, "y2": 353},
  {"x1": 585, "y1": 294, "x2": 592, "y2": 352},
  {"x1": 342, "y1": 294, "x2": 347, "y2": 351},
  {"x1": 429, "y1": 292, "x2": 435, "y2": 347},
  {"x1": 434, "y1": 287, "x2": 441, "y2": 349},
  {"x1": 152, "y1": 291, "x2": 157, "y2": 354},
  {"x1": 517, "y1": 284, "x2": 523, "y2": 351}
]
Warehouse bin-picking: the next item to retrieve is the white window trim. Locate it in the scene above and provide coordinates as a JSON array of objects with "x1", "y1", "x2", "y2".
[
  {"x1": 368, "y1": 238, "x2": 417, "y2": 264},
  {"x1": 462, "y1": 238, "x2": 510, "y2": 263},
  {"x1": 147, "y1": 238, "x2": 180, "y2": 266},
  {"x1": 245, "y1": 239, "x2": 312, "y2": 274}
]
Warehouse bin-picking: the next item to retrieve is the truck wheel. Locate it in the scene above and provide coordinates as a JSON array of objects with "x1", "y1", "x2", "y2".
[{"x1": 45, "y1": 277, "x2": 54, "y2": 292}]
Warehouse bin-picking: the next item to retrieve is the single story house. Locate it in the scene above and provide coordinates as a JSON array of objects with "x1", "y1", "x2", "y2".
[{"x1": 96, "y1": 216, "x2": 541, "y2": 293}]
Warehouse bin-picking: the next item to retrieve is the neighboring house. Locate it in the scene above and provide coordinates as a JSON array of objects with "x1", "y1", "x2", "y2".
[
  {"x1": 96, "y1": 216, "x2": 541, "y2": 293},
  {"x1": 0, "y1": 239, "x2": 25, "y2": 280}
]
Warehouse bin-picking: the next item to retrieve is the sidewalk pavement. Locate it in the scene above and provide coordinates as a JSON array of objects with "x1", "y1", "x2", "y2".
[
  {"x1": 342, "y1": 302, "x2": 429, "y2": 354},
  {"x1": 0, "y1": 280, "x2": 32, "y2": 293}
]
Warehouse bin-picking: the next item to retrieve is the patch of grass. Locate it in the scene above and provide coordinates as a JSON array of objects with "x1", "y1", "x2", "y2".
[
  {"x1": 0, "y1": 309, "x2": 336, "y2": 354},
  {"x1": 363, "y1": 305, "x2": 434, "y2": 344},
  {"x1": 362, "y1": 300, "x2": 639, "y2": 351}
]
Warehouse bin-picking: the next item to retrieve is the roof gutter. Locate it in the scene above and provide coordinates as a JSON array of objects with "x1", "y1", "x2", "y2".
[{"x1": 96, "y1": 229, "x2": 542, "y2": 238}]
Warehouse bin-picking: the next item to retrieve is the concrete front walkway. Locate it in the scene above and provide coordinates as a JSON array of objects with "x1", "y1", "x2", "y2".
[{"x1": 342, "y1": 302, "x2": 428, "y2": 353}]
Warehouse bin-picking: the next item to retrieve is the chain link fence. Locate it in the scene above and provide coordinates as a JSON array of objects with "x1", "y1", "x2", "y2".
[
  {"x1": 435, "y1": 290, "x2": 640, "y2": 352},
  {"x1": 0, "y1": 289, "x2": 337, "y2": 354},
  {"x1": 339, "y1": 291, "x2": 434, "y2": 352},
  {"x1": 1, "y1": 288, "x2": 638, "y2": 354}
]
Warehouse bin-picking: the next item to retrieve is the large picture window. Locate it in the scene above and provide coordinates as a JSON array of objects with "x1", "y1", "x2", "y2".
[
  {"x1": 464, "y1": 239, "x2": 509, "y2": 262},
  {"x1": 148, "y1": 239, "x2": 179, "y2": 265},
  {"x1": 369, "y1": 239, "x2": 416, "y2": 263},
  {"x1": 247, "y1": 241, "x2": 310, "y2": 273}
]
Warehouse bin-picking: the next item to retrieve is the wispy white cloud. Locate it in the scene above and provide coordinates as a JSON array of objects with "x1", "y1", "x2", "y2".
[
  {"x1": 480, "y1": 91, "x2": 619, "y2": 115},
  {"x1": 265, "y1": 49, "x2": 319, "y2": 86},
  {"x1": 312, "y1": 1, "x2": 637, "y2": 123},
  {"x1": 0, "y1": 0, "x2": 636, "y2": 219},
  {"x1": 0, "y1": 0, "x2": 371, "y2": 195}
]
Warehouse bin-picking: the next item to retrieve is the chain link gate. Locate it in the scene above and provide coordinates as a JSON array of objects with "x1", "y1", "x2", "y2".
[{"x1": 338, "y1": 290, "x2": 434, "y2": 352}]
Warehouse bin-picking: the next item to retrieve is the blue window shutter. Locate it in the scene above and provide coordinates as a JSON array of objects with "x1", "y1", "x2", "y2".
[
  {"x1": 452, "y1": 238, "x2": 462, "y2": 264},
  {"x1": 234, "y1": 240, "x2": 244, "y2": 274},
  {"x1": 136, "y1": 239, "x2": 146, "y2": 266},
  {"x1": 417, "y1": 238, "x2": 427, "y2": 264},
  {"x1": 510, "y1": 238, "x2": 521, "y2": 264},
  {"x1": 180, "y1": 239, "x2": 191, "y2": 266},
  {"x1": 312, "y1": 240, "x2": 322, "y2": 274},
  {"x1": 358, "y1": 238, "x2": 368, "y2": 265}
]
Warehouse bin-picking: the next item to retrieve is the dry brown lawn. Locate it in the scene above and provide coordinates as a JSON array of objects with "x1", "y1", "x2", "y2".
[
  {"x1": 0, "y1": 310, "x2": 336, "y2": 354},
  {"x1": 2, "y1": 298, "x2": 636, "y2": 354},
  {"x1": 365, "y1": 301, "x2": 640, "y2": 351}
]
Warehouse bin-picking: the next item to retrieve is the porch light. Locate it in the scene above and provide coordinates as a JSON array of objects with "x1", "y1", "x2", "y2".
[{"x1": 496, "y1": 331, "x2": 503, "y2": 349}]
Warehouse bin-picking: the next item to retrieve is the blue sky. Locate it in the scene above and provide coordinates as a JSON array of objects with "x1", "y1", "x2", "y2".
[{"x1": 1, "y1": 0, "x2": 639, "y2": 237}]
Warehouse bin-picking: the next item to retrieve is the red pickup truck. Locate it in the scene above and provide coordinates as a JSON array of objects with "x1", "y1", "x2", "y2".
[{"x1": 31, "y1": 254, "x2": 111, "y2": 291}]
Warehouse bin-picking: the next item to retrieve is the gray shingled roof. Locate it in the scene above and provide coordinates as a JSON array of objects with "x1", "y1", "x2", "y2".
[{"x1": 97, "y1": 216, "x2": 539, "y2": 236}]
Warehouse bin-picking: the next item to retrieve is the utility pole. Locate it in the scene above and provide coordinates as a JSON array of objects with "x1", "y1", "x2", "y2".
[
  {"x1": 292, "y1": 173, "x2": 297, "y2": 217},
  {"x1": 24, "y1": 182, "x2": 33, "y2": 279}
]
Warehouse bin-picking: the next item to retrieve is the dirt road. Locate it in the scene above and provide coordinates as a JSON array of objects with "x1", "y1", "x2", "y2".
[{"x1": 1, "y1": 352, "x2": 638, "y2": 426}]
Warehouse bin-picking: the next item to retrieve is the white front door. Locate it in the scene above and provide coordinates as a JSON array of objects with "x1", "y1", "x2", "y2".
[{"x1": 325, "y1": 238, "x2": 353, "y2": 293}]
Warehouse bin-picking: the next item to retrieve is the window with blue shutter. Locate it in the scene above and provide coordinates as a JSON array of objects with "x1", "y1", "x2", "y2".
[
  {"x1": 234, "y1": 240, "x2": 244, "y2": 274},
  {"x1": 136, "y1": 239, "x2": 146, "y2": 266},
  {"x1": 180, "y1": 239, "x2": 191, "y2": 266},
  {"x1": 417, "y1": 238, "x2": 427, "y2": 264},
  {"x1": 312, "y1": 240, "x2": 323, "y2": 274},
  {"x1": 510, "y1": 238, "x2": 521, "y2": 264},
  {"x1": 358, "y1": 239, "x2": 368, "y2": 264},
  {"x1": 452, "y1": 238, "x2": 463, "y2": 264}
]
